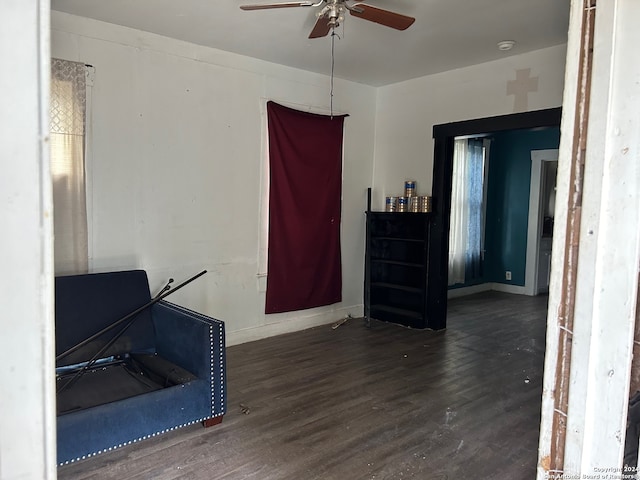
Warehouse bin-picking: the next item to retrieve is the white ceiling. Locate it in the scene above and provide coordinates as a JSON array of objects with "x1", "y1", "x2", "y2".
[{"x1": 51, "y1": 0, "x2": 570, "y2": 87}]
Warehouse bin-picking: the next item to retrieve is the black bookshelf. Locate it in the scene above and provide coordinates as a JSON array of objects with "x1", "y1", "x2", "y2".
[{"x1": 364, "y1": 189, "x2": 434, "y2": 329}]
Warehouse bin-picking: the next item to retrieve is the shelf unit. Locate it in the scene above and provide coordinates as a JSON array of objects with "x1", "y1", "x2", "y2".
[{"x1": 364, "y1": 189, "x2": 433, "y2": 329}]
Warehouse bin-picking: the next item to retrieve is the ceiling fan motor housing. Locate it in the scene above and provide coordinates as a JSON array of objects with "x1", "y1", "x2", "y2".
[{"x1": 319, "y1": 2, "x2": 345, "y2": 28}]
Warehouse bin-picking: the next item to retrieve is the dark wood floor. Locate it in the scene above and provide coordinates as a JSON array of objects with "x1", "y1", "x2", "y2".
[{"x1": 58, "y1": 291, "x2": 548, "y2": 480}]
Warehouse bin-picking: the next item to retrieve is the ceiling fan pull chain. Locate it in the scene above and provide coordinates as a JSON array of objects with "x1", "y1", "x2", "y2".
[{"x1": 330, "y1": 29, "x2": 336, "y2": 118}]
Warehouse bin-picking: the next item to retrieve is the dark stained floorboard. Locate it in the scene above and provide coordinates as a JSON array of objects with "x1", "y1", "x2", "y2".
[{"x1": 58, "y1": 291, "x2": 548, "y2": 479}]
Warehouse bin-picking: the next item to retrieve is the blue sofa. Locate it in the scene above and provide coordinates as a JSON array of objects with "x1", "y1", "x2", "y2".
[{"x1": 55, "y1": 270, "x2": 226, "y2": 465}]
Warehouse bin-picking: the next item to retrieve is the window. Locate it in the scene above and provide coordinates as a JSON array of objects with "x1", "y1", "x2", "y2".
[
  {"x1": 448, "y1": 137, "x2": 488, "y2": 285},
  {"x1": 50, "y1": 58, "x2": 89, "y2": 274}
]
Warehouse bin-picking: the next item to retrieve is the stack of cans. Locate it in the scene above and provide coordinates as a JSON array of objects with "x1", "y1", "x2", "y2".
[
  {"x1": 384, "y1": 180, "x2": 432, "y2": 213},
  {"x1": 395, "y1": 180, "x2": 416, "y2": 213}
]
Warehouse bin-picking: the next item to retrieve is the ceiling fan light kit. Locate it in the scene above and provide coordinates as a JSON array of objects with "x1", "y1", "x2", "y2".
[{"x1": 239, "y1": 0, "x2": 415, "y2": 39}]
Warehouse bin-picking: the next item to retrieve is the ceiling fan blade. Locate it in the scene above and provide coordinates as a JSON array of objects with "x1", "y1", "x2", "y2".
[
  {"x1": 308, "y1": 15, "x2": 332, "y2": 39},
  {"x1": 240, "y1": 2, "x2": 314, "y2": 11},
  {"x1": 349, "y1": 3, "x2": 415, "y2": 30}
]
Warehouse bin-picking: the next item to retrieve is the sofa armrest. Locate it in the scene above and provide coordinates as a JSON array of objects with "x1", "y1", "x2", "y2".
[{"x1": 151, "y1": 301, "x2": 226, "y2": 419}]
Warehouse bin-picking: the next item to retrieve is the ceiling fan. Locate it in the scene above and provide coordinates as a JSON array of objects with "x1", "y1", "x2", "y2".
[{"x1": 239, "y1": 0, "x2": 415, "y2": 39}]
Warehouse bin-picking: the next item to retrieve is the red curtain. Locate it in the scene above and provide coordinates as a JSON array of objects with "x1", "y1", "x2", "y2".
[{"x1": 265, "y1": 101, "x2": 346, "y2": 314}]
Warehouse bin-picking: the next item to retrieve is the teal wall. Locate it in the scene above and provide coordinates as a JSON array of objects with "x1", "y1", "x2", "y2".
[
  {"x1": 484, "y1": 126, "x2": 560, "y2": 286},
  {"x1": 449, "y1": 126, "x2": 560, "y2": 289}
]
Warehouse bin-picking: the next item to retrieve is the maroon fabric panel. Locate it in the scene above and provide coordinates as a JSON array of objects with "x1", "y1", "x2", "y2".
[{"x1": 265, "y1": 101, "x2": 345, "y2": 314}]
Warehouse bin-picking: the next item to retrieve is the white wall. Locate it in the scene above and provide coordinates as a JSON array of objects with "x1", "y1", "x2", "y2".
[
  {"x1": 0, "y1": 1, "x2": 56, "y2": 478},
  {"x1": 371, "y1": 44, "x2": 567, "y2": 209},
  {"x1": 51, "y1": 11, "x2": 377, "y2": 345}
]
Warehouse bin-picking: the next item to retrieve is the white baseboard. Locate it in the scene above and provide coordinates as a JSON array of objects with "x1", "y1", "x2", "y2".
[
  {"x1": 229, "y1": 281, "x2": 532, "y2": 345},
  {"x1": 226, "y1": 304, "x2": 363, "y2": 346},
  {"x1": 448, "y1": 282, "x2": 530, "y2": 299},
  {"x1": 490, "y1": 282, "x2": 529, "y2": 295}
]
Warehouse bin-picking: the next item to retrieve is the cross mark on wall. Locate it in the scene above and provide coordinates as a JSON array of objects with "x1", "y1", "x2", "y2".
[{"x1": 507, "y1": 68, "x2": 539, "y2": 112}]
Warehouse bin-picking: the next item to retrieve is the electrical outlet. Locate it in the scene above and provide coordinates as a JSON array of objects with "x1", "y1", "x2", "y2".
[{"x1": 505, "y1": 271, "x2": 512, "y2": 281}]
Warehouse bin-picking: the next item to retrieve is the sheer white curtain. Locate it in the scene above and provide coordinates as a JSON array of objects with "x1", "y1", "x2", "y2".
[
  {"x1": 50, "y1": 58, "x2": 88, "y2": 274},
  {"x1": 448, "y1": 139, "x2": 469, "y2": 285},
  {"x1": 465, "y1": 138, "x2": 485, "y2": 279},
  {"x1": 448, "y1": 138, "x2": 486, "y2": 286}
]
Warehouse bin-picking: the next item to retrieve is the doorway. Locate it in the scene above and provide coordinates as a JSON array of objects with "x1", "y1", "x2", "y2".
[
  {"x1": 428, "y1": 107, "x2": 562, "y2": 329},
  {"x1": 526, "y1": 149, "x2": 559, "y2": 295}
]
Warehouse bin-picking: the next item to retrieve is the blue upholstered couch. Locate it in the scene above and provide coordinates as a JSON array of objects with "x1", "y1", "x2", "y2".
[{"x1": 55, "y1": 270, "x2": 226, "y2": 465}]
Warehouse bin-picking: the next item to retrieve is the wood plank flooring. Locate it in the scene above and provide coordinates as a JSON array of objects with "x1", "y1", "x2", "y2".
[{"x1": 58, "y1": 291, "x2": 548, "y2": 479}]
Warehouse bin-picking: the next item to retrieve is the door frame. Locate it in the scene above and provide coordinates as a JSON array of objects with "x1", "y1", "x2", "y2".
[
  {"x1": 429, "y1": 107, "x2": 562, "y2": 329},
  {"x1": 525, "y1": 149, "x2": 559, "y2": 295}
]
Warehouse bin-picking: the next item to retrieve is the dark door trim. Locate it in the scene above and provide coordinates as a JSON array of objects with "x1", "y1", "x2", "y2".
[{"x1": 427, "y1": 107, "x2": 562, "y2": 330}]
